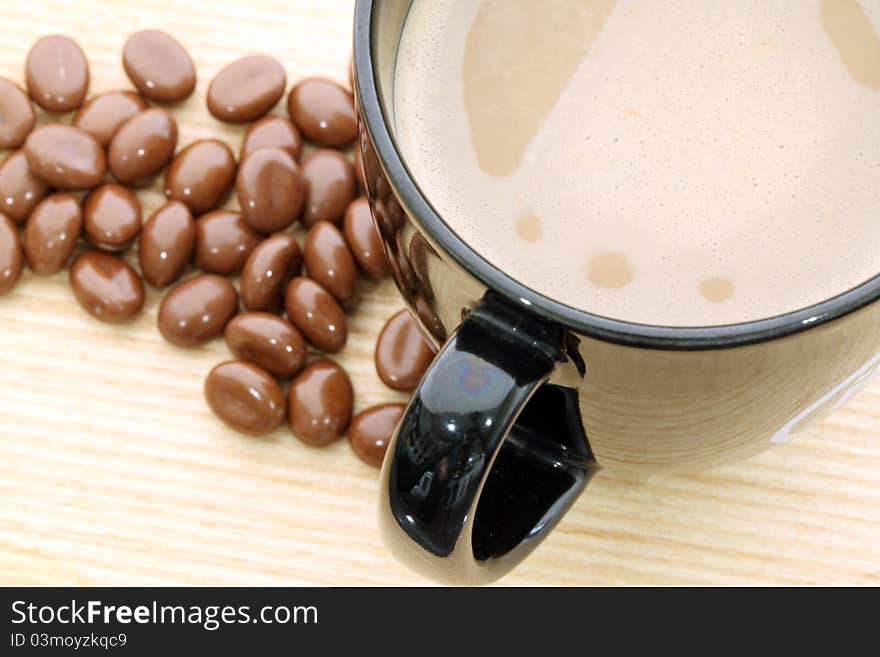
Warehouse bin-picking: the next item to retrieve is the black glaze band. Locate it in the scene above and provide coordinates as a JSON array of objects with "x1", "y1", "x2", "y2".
[{"x1": 381, "y1": 294, "x2": 596, "y2": 584}]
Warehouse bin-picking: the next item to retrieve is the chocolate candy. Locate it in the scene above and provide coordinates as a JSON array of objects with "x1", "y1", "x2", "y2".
[
  {"x1": 72, "y1": 91, "x2": 148, "y2": 148},
  {"x1": 0, "y1": 151, "x2": 48, "y2": 225},
  {"x1": 236, "y1": 147, "x2": 303, "y2": 233},
  {"x1": 158, "y1": 274, "x2": 238, "y2": 347},
  {"x1": 288, "y1": 359, "x2": 353, "y2": 446},
  {"x1": 348, "y1": 403, "x2": 405, "y2": 468},
  {"x1": 22, "y1": 193, "x2": 82, "y2": 275},
  {"x1": 138, "y1": 200, "x2": 195, "y2": 288},
  {"x1": 303, "y1": 221, "x2": 357, "y2": 305},
  {"x1": 83, "y1": 183, "x2": 141, "y2": 252},
  {"x1": 0, "y1": 78, "x2": 35, "y2": 149},
  {"x1": 108, "y1": 108, "x2": 178, "y2": 185},
  {"x1": 0, "y1": 213, "x2": 23, "y2": 296},
  {"x1": 343, "y1": 197, "x2": 388, "y2": 280},
  {"x1": 69, "y1": 251, "x2": 145, "y2": 323},
  {"x1": 375, "y1": 309, "x2": 435, "y2": 391},
  {"x1": 408, "y1": 232, "x2": 436, "y2": 301},
  {"x1": 122, "y1": 30, "x2": 196, "y2": 103},
  {"x1": 288, "y1": 77, "x2": 357, "y2": 148},
  {"x1": 194, "y1": 210, "x2": 261, "y2": 275},
  {"x1": 371, "y1": 199, "x2": 399, "y2": 244},
  {"x1": 224, "y1": 312, "x2": 306, "y2": 378},
  {"x1": 239, "y1": 116, "x2": 302, "y2": 162},
  {"x1": 240, "y1": 233, "x2": 302, "y2": 311},
  {"x1": 205, "y1": 360, "x2": 286, "y2": 436},
  {"x1": 25, "y1": 35, "x2": 89, "y2": 112},
  {"x1": 2, "y1": 38, "x2": 425, "y2": 468},
  {"x1": 300, "y1": 149, "x2": 356, "y2": 227},
  {"x1": 392, "y1": 228, "x2": 418, "y2": 293},
  {"x1": 24, "y1": 125, "x2": 106, "y2": 190},
  {"x1": 207, "y1": 55, "x2": 286, "y2": 123},
  {"x1": 354, "y1": 146, "x2": 366, "y2": 191},
  {"x1": 414, "y1": 294, "x2": 446, "y2": 342},
  {"x1": 164, "y1": 139, "x2": 236, "y2": 214},
  {"x1": 284, "y1": 277, "x2": 346, "y2": 353}
]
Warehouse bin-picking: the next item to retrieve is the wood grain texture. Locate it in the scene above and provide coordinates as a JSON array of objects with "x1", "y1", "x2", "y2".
[{"x1": 0, "y1": 0, "x2": 877, "y2": 586}]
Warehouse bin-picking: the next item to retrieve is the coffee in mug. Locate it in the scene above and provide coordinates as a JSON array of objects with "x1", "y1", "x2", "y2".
[{"x1": 394, "y1": 0, "x2": 880, "y2": 326}]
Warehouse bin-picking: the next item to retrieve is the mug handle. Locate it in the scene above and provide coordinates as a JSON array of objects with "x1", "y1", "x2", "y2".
[{"x1": 379, "y1": 293, "x2": 597, "y2": 584}]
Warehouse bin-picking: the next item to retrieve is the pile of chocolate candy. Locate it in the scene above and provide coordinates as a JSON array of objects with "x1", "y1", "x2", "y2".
[{"x1": 0, "y1": 31, "x2": 436, "y2": 467}]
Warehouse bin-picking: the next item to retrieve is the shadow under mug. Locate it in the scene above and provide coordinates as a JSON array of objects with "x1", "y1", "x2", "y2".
[{"x1": 352, "y1": 0, "x2": 880, "y2": 584}]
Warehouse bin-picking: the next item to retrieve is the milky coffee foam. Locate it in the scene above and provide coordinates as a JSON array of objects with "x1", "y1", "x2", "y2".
[{"x1": 393, "y1": 0, "x2": 880, "y2": 326}]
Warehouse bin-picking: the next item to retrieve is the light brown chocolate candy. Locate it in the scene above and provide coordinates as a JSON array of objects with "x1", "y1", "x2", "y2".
[
  {"x1": 108, "y1": 108, "x2": 178, "y2": 185},
  {"x1": 301, "y1": 149, "x2": 356, "y2": 227},
  {"x1": 158, "y1": 274, "x2": 238, "y2": 347},
  {"x1": 288, "y1": 359, "x2": 353, "y2": 447},
  {"x1": 122, "y1": 30, "x2": 196, "y2": 103},
  {"x1": 354, "y1": 146, "x2": 366, "y2": 191},
  {"x1": 72, "y1": 91, "x2": 148, "y2": 148},
  {"x1": 375, "y1": 309, "x2": 436, "y2": 391},
  {"x1": 414, "y1": 293, "x2": 446, "y2": 342},
  {"x1": 138, "y1": 200, "x2": 195, "y2": 288},
  {"x1": 22, "y1": 193, "x2": 82, "y2": 275},
  {"x1": 224, "y1": 312, "x2": 306, "y2": 378},
  {"x1": 0, "y1": 78, "x2": 36, "y2": 150},
  {"x1": 239, "y1": 116, "x2": 302, "y2": 162},
  {"x1": 0, "y1": 151, "x2": 48, "y2": 225},
  {"x1": 360, "y1": 139, "x2": 387, "y2": 201},
  {"x1": 25, "y1": 35, "x2": 89, "y2": 112},
  {"x1": 24, "y1": 125, "x2": 106, "y2": 190},
  {"x1": 207, "y1": 55, "x2": 286, "y2": 124},
  {"x1": 343, "y1": 197, "x2": 388, "y2": 280},
  {"x1": 371, "y1": 197, "x2": 402, "y2": 243},
  {"x1": 303, "y1": 221, "x2": 357, "y2": 305},
  {"x1": 240, "y1": 233, "x2": 302, "y2": 311},
  {"x1": 205, "y1": 360, "x2": 286, "y2": 436},
  {"x1": 164, "y1": 139, "x2": 236, "y2": 214},
  {"x1": 408, "y1": 232, "x2": 436, "y2": 301},
  {"x1": 236, "y1": 147, "x2": 304, "y2": 233},
  {"x1": 69, "y1": 251, "x2": 145, "y2": 323},
  {"x1": 194, "y1": 210, "x2": 261, "y2": 275},
  {"x1": 0, "y1": 213, "x2": 24, "y2": 295},
  {"x1": 284, "y1": 277, "x2": 347, "y2": 353},
  {"x1": 348, "y1": 403, "x2": 405, "y2": 468},
  {"x1": 83, "y1": 183, "x2": 141, "y2": 252},
  {"x1": 392, "y1": 227, "x2": 418, "y2": 293},
  {"x1": 287, "y1": 77, "x2": 357, "y2": 148}
]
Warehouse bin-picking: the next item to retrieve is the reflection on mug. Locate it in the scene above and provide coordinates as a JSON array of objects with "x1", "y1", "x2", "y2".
[{"x1": 772, "y1": 351, "x2": 880, "y2": 444}]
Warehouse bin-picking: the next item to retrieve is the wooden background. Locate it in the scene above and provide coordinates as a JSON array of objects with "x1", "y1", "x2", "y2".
[{"x1": 0, "y1": 0, "x2": 877, "y2": 586}]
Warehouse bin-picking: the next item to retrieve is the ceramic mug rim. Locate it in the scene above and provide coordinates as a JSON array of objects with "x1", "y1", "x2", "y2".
[{"x1": 352, "y1": 0, "x2": 880, "y2": 351}]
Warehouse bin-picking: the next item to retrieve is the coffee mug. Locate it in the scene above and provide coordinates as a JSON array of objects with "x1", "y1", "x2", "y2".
[{"x1": 352, "y1": 0, "x2": 880, "y2": 584}]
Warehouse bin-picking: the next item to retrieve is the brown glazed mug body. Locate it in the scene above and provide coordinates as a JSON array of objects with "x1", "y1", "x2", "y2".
[{"x1": 353, "y1": 0, "x2": 880, "y2": 584}]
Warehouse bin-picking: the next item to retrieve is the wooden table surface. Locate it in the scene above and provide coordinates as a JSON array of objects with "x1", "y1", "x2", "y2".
[{"x1": 1, "y1": 0, "x2": 877, "y2": 587}]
